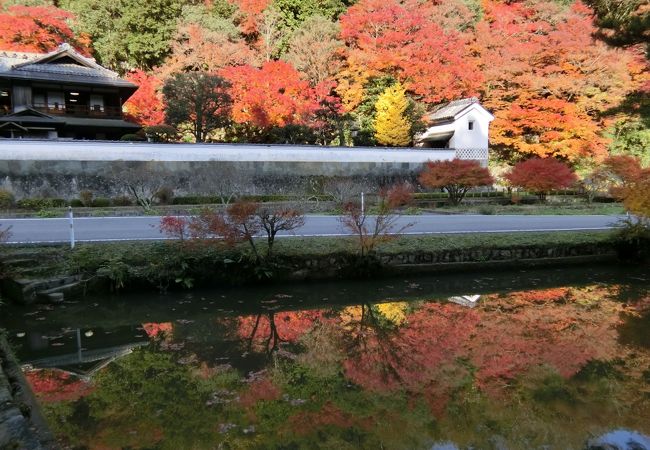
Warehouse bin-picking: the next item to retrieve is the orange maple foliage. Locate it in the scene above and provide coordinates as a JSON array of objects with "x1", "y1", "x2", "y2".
[
  {"x1": 471, "y1": 286, "x2": 624, "y2": 392},
  {"x1": 336, "y1": 285, "x2": 626, "y2": 399},
  {"x1": 123, "y1": 70, "x2": 165, "y2": 126},
  {"x1": 222, "y1": 61, "x2": 327, "y2": 129},
  {"x1": 476, "y1": 0, "x2": 637, "y2": 161},
  {"x1": 491, "y1": 96, "x2": 607, "y2": 161},
  {"x1": 0, "y1": 5, "x2": 90, "y2": 54},
  {"x1": 160, "y1": 24, "x2": 255, "y2": 78},
  {"x1": 622, "y1": 170, "x2": 650, "y2": 219},
  {"x1": 341, "y1": 303, "x2": 481, "y2": 392},
  {"x1": 229, "y1": 0, "x2": 271, "y2": 35},
  {"x1": 338, "y1": 0, "x2": 482, "y2": 107},
  {"x1": 601, "y1": 155, "x2": 650, "y2": 219}
]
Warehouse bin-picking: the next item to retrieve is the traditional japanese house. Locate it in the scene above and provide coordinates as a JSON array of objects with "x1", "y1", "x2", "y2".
[{"x1": 0, "y1": 43, "x2": 140, "y2": 140}]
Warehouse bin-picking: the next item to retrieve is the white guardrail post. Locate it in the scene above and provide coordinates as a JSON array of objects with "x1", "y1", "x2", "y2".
[{"x1": 68, "y1": 206, "x2": 75, "y2": 249}]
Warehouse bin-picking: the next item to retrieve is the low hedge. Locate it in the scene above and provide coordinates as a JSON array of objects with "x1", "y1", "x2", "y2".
[
  {"x1": 413, "y1": 191, "x2": 506, "y2": 200},
  {"x1": 16, "y1": 198, "x2": 66, "y2": 209},
  {"x1": 91, "y1": 198, "x2": 111, "y2": 208},
  {"x1": 172, "y1": 195, "x2": 223, "y2": 205},
  {"x1": 172, "y1": 194, "x2": 335, "y2": 205}
]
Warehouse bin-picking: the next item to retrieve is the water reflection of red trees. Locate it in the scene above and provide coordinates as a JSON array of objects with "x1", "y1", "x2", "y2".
[
  {"x1": 294, "y1": 286, "x2": 624, "y2": 397},
  {"x1": 342, "y1": 303, "x2": 481, "y2": 392},
  {"x1": 288, "y1": 402, "x2": 373, "y2": 435},
  {"x1": 237, "y1": 311, "x2": 329, "y2": 354},
  {"x1": 230, "y1": 284, "x2": 635, "y2": 420},
  {"x1": 25, "y1": 369, "x2": 93, "y2": 403},
  {"x1": 473, "y1": 287, "x2": 622, "y2": 387},
  {"x1": 142, "y1": 322, "x2": 173, "y2": 338},
  {"x1": 239, "y1": 378, "x2": 281, "y2": 409}
]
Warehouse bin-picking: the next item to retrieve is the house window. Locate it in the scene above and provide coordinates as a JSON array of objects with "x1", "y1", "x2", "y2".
[
  {"x1": 48, "y1": 91, "x2": 65, "y2": 110},
  {"x1": 90, "y1": 94, "x2": 105, "y2": 113},
  {"x1": 468, "y1": 121, "x2": 475, "y2": 131},
  {"x1": 0, "y1": 89, "x2": 10, "y2": 115}
]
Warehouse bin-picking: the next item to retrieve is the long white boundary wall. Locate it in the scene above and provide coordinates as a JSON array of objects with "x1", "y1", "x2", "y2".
[
  {"x1": 0, "y1": 140, "x2": 457, "y2": 163},
  {"x1": 0, "y1": 140, "x2": 488, "y2": 198}
]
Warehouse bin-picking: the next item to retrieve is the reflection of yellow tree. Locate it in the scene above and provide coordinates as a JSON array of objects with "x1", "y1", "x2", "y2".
[
  {"x1": 340, "y1": 303, "x2": 480, "y2": 392},
  {"x1": 376, "y1": 302, "x2": 409, "y2": 326},
  {"x1": 341, "y1": 302, "x2": 409, "y2": 328},
  {"x1": 340, "y1": 303, "x2": 409, "y2": 390}
]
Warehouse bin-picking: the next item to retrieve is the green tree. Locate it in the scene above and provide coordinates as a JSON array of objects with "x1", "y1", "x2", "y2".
[
  {"x1": 162, "y1": 72, "x2": 232, "y2": 143},
  {"x1": 266, "y1": 0, "x2": 348, "y2": 55},
  {"x1": 180, "y1": 2, "x2": 239, "y2": 36},
  {"x1": 272, "y1": 0, "x2": 347, "y2": 31},
  {"x1": 284, "y1": 15, "x2": 342, "y2": 84},
  {"x1": 373, "y1": 83, "x2": 411, "y2": 147},
  {"x1": 609, "y1": 118, "x2": 650, "y2": 166},
  {"x1": 584, "y1": 0, "x2": 649, "y2": 55},
  {"x1": 61, "y1": 0, "x2": 183, "y2": 70}
]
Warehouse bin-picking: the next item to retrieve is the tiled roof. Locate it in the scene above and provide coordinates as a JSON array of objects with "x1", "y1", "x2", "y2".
[
  {"x1": 426, "y1": 97, "x2": 480, "y2": 123},
  {"x1": 13, "y1": 63, "x2": 118, "y2": 79},
  {"x1": 0, "y1": 44, "x2": 135, "y2": 88},
  {"x1": 0, "y1": 51, "x2": 39, "y2": 72}
]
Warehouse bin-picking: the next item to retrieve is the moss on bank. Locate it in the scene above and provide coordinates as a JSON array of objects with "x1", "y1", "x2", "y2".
[{"x1": 272, "y1": 231, "x2": 615, "y2": 256}]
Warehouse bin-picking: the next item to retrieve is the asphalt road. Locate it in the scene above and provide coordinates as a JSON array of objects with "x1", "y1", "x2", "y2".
[{"x1": 0, "y1": 214, "x2": 625, "y2": 244}]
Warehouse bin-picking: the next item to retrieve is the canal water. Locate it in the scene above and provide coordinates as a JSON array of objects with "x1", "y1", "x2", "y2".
[{"x1": 2, "y1": 264, "x2": 650, "y2": 450}]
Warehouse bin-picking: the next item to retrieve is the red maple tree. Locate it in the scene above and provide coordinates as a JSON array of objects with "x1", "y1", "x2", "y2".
[
  {"x1": 419, "y1": 159, "x2": 494, "y2": 206},
  {"x1": 160, "y1": 23, "x2": 255, "y2": 78},
  {"x1": 123, "y1": 70, "x2": 165, "y2": 126},
  {"x1": 222, "y1": 60, "x2": 324, "y2": 129},
  {"x1": 505, "y1": 158, "x2": 577, "y2": 201},
  {"x1": 0, "y1": 5, "x2": 90, "y2": 54},
  {"x1": 159, "y1": 215, "x2": 190, "y2": 241},
  {"x1": 229, "y1": 0, "x2": 271, "y2": 35}
]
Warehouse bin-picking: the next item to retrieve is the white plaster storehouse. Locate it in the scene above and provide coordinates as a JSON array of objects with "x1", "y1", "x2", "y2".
[{"x1": 416, "y1": 97, "x2": 494, "y2": 163}]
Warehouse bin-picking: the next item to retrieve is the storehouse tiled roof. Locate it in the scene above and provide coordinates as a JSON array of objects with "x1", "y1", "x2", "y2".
[{"x1": 425, "y1": 97, "x2": 481, "y2": 124}]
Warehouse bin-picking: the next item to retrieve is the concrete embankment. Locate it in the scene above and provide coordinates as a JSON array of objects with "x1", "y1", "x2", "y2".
[{"x1": 0, "y1": 334, "x2": 58, "y2": 449}]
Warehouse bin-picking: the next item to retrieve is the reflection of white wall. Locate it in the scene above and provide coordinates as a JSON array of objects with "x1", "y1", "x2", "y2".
[
  {"x1": 47, "y1": 91, "x2": 64, "y2": 109},
  {"x1": 448, "y1": 295, "x2": 481, "y2": 308}
]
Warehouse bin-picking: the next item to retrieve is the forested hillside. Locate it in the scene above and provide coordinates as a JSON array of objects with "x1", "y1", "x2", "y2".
[{"x1": 0, "y1": 0, "x2": 647, "y2": 168}]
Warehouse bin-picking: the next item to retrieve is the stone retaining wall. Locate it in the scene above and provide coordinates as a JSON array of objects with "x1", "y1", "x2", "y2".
[
  {"x1": 278, "y1": 242, "x2": 618, "y2": 281},
  {"x1": 0, "y1": 335, "x2": 57, "y2": 449}
]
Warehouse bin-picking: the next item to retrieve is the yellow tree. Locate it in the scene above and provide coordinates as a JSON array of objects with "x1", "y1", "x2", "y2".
[
  {"x1": 373, "y1": 83, "x2": 411, "y2": 147},
  {"x1": 622, "y1": 169, "x2": 650, "y2": 221}
]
